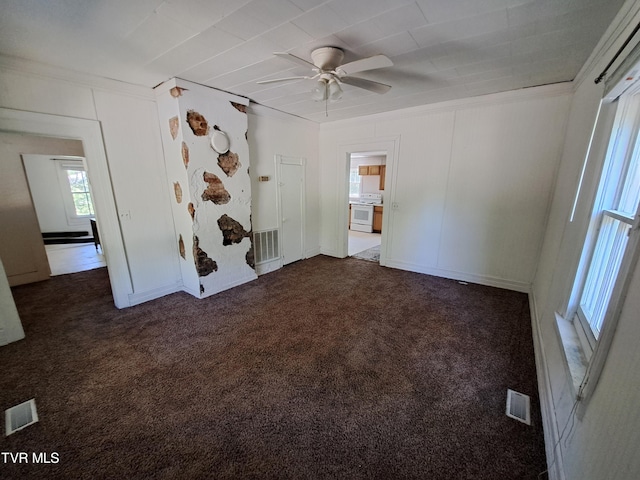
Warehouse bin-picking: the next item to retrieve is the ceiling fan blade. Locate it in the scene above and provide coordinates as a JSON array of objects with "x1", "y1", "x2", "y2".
[
  {"x1": 338, "y1": 54, "x2": 393, "y2": 76},
  {"x1": 274, "y1": 52, "x2": 317, "y2": 69},
  {"x1": 257, "y1": 76, "x2": 312, "y2": 85},
  {"x1": 340, "y1": 76, "x2": 392, "y2": 94}
]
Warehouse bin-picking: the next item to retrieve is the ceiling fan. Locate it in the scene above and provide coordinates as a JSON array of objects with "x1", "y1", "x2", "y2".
[{"x1": 257, "y1": 47, "x2": 393, "y2": 102}]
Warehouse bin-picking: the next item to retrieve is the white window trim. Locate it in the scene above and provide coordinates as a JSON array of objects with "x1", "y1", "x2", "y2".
[
  {"x1": 54, "y1": 158, "x2": 93, "y2": 225},
  {"x1": 349, "y1": 166, "x2": 363, "y2": 199},
  {"x1": 563, "y1": 87, "x2": 640, "y2": 409}
]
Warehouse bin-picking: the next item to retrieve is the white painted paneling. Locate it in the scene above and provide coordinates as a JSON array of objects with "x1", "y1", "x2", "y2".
[
  {"x1": 439, "y1": 96, "x2": 570, "y2": 284},
  {"x1": 93, "y1": 91, "x2": 181, "y2": 296},
  {"x1": 375, "y1": 113, "x2": 454, "y2": 269},
  {"x1": 531, "y1": 3, "x2": 640, "y2": 479},
  {"x1": 0, "y1": 69, "x2": 97, "y2": 120},
  {"x1": 320, "y1": 85, "x2": 571, "y2": 289},
  {"x1": 247, "y1": 104, "x2": 320, "y2": 260}
]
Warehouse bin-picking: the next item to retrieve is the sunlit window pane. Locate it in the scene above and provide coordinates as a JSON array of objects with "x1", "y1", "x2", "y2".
[
  {"x1": 579, "y1": 214, "x2": 630, "y2": 338},
  {"x1": 65, "y1": 169, "x2": 94, "y2": 216}
]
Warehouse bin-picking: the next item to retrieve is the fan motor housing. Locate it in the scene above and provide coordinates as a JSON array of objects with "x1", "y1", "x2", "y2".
[{"x1": 311, "y1": 47, "x2": 344, "y2": 71}]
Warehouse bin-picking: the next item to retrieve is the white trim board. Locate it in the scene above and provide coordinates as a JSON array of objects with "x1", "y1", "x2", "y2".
[
  {"x1": 385, "y1": 259, "x2": 531, "y2": 293},
  {"x1": 128, "y1": 281, "x2": 182, "y2": 307},
  {"x1": 529, "y1": 290, "x2": 566, "y2": 480}
]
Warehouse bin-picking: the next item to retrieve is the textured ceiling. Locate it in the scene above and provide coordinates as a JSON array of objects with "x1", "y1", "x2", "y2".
[{"x1": 0, "y1": 0, "x2": 625, "y2": 123}]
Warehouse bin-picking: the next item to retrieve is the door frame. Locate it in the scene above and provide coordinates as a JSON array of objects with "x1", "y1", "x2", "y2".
[
  {"x1": 337, "y1": 136, "x2": 400, "y2": 263},
  {"x1": 276, "y1": 155, "x2": 306, "y2": 265},
  {"x1": 0, "y1": 108, "x2": 133, "y2": 308}
]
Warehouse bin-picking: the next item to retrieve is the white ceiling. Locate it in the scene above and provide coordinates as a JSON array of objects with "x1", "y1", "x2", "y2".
[{"x1": 0, "y1": 0, "x2": 625, "y2": 123}]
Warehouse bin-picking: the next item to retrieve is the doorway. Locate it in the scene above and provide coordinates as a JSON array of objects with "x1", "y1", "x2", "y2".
[
  {"x1": 348, "y1": 151, "x2": 385, "y2": 261},
  {"x1": 277, "y1": 155, "x2": 306, "y2": 265},
  {"x1": 22, "y1": 153, "x2": 106, "y2": 276},
  {"x1": 0, "y1": 108, "x2": 132, "y2": 308}
]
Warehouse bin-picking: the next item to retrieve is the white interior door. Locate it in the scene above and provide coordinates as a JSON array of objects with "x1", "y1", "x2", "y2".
[{"x1": 278, "y1": 156, "x2": 305, "y2": 265}]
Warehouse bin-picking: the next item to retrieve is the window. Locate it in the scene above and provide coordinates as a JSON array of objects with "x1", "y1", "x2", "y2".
[
  {"x1": 55, "y1": 159, "x2": 94, "y2": 223},
  {"x1": 65, "y1": 168, "x2": 94, "y2": 216},
  {"x1": 574, "y1": 93, "x2": 640, "y2": 352},
  {"x1": 349, "y1": 167, "x2": 361, "y2": 197}
]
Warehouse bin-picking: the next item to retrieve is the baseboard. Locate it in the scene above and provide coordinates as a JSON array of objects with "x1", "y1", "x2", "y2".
[
  {"x1": 128, "y1": 281, "x2": 182, "y2": 306},
  {"x1": 319, "y1": 247, "x2": 342, "y2": 258},
  {"x1": 383, "y1": 259, "x2": 531, "y2": 292},
  {"x1": 305, "y1": 246, "x2": 321, "y2": 258},
  {"x1": 256, "y1": 258, "x2": 283, "y2": 276},
  {"x1": 529, "y1": 289, "x2": 566, "y2": 480},
  {"x1": 181, "y1": 284, "x2": 201, "y2": 299},
  {"x1": 199, "y1": 273, "x2": 259, "y2": 299}
]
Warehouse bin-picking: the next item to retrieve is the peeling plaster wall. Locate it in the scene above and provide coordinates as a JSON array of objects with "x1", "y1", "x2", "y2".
[{"x1": 156, "y1": 79, "x2": 256, "y2": 299}]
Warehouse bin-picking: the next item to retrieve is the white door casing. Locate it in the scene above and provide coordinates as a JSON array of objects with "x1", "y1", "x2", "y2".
[
  {"x1": 338, "y1": 137, "x2": 399, "y2": 262},
  {"x1": 277, "y1": 155, "x2": 305, "y2": 265}
]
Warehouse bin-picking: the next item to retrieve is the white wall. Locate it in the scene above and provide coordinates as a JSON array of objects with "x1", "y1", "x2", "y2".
[
  {"x1": 247, "y1": 105, "x2": 320, "y2": 265},
  {"x1": 0, "y1": 56, "x2": 321, "y2": 301},
  {"x1": 0, "y1": 59, "x2": 180, "y2": 305},
  {"x1": 320, "y1": 85, "x2": 572, "y2": 291},
  {"x1": 531, "y1": 1, "x2": 640, "y2": 478}
]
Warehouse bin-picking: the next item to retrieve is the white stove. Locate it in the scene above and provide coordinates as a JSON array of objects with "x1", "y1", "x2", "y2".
[
  {"x1": 350, "y1": 194, "x2": 382, "y2": 232},
  {"x1": 351, "y1": 193, "x2": 383, "y2": 205}
]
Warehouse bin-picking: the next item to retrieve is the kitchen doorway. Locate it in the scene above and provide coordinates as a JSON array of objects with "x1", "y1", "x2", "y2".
[{"x1": 348, "y1": 151, "x2": 385, "y2": 261}]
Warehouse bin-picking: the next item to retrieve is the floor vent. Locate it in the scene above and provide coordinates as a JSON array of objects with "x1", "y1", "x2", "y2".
[
  {"x1": 5, "y1": 399, "x2": 38, "y2": 436},
  {"x1": 506, "y1": 389, "x2": 531, "y2": 425},
  {"x1": 254, "y1": 229, "x2": 279, "y2": 264}
]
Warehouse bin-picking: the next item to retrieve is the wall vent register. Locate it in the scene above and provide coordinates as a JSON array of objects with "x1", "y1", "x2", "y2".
[{"x1": 5, "y1": 399, "x2": 38, "y2": 436}]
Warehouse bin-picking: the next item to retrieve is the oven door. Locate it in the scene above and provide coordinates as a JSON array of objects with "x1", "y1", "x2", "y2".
[{"x1": 350, "y1": 204, "x2": 374, "y2": 233}]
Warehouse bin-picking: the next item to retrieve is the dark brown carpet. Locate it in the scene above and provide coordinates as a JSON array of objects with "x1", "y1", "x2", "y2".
[{"x1": 1, "y1": 255, "x2": 547, "y2": 479}]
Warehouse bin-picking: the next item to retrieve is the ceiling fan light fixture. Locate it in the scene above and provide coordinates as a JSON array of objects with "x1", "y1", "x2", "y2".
[
  {"x1": 328, "y1": 78, "x2": 342, "y2": 102},
  {"x1": 312, "y1": 79, "x2": 327, "y2": 101}
]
